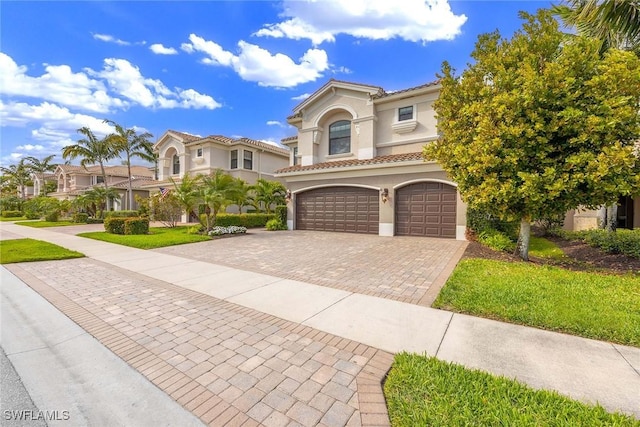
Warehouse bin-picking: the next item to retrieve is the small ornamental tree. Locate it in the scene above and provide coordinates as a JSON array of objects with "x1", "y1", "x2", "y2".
[{"x1": 424, "y1": 10, "x2": 640, "y2": 261}]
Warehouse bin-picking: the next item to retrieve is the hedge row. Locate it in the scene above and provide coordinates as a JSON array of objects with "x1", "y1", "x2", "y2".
[
  {"x1": 104, "y1": 217, "x2": 149, "y2": 235},
  {"x1": 559, "y1": 228, "x2": 640, "y2": 259},
  {"x1": 1, "y1": 210, "x2": 23, "y2": 218},
  {"x1": 213, "y1": 213, "x2": 276, "y2": 228}
]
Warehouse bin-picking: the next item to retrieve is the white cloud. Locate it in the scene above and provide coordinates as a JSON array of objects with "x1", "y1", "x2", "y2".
[
  {"x1": 150, "y1": 43, "x2": 178, "y2": 55},
  {"x1": 15, "y1": 144, "x2": 45, "y2": 151},
  {"x1": 291, "y1": 93, "x2": 311, "y2": 101},
  {"x1": 332, "y1": 66, "x2": 352, "y2": 74},
  {"x1": 93, "y1": 33, "x2": 133, "y2": 46},
  {"x1": 255, "y1": 0, "x2": 467, "y2": 45},
  {"x1": 182, "y1": 34, "x2": 328, "y2": 88}
]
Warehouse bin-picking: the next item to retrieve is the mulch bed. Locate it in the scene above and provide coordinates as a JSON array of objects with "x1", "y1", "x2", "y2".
[{"x1": 463, "y1": 236, "x2": 640, "y2": 275}]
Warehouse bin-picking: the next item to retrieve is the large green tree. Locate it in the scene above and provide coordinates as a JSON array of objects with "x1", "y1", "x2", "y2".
[
  {"x1": 104, "y1": 120, "x2": 155, "y2": 210},
  {"x1": 24, "y1": 154, "x2": 57, "y2": 196},
  {"x1": 62, "y1": 127, "x2": 117, "y2": 191},
  {"x1": 424, "y1": 10, "x2": 640, "y2": 261}
]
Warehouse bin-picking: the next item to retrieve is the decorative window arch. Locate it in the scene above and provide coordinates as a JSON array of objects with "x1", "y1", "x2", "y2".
[{"x1": 329, "y1": 120, "x2": 351, "y2": 155}]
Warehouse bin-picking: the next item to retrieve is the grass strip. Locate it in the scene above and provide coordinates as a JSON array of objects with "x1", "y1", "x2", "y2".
[
  {"x1": 433, "y1": 258, "x2": 640, "y2": 347},
  {"x1": 1, "y1": 238, "x2": 84, "y2": 263},
  {"x1": 529, "y1": 236, "x2": 566, "y2": 259},
  {"x1": 384, "y1": 353, "x2": 639, "y2": 427},
  {"x1": 78, "y1": 226, "x2": 211, "y2": 249},
  {"x1": 15, "y1": 220, "x2": 78, "y2": 227}
]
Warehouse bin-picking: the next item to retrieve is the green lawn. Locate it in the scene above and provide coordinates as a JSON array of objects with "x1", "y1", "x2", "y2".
[
  {"x1": 0, "y1": 216, "x2": 27, "y2": 221},
  {"x1": 78, "y1": 226, "x2": 211, "y2": 249},
  {"x1": 384, "y1": 353, "x2": 639, "y2": 427},
  {"x1": 434, "y1": 258, "x2": 640, "y2": 347},
  {"x1": 0, "y1": 238, "x2": 84, "y2": 263},
  {"x1": 529, "y1": 236, "x2": 566, "y2": 259},
  {"x1": 15, "y1": 220, "x2": 78, "y2": 227}
]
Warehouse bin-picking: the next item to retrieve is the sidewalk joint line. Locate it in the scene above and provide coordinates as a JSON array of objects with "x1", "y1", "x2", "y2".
[
  {"x1": 612, "y1": 343, "x2": 640, "y2": 378},
  {"x1": 434, "y1": 312, "x2": 454, "y2": 357},
  {"x1": 300, "y1": 292, "x2": 353, "y2": 325}
]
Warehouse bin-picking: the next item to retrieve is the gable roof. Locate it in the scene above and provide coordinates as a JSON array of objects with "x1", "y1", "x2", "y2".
[
  {"x1": 275, "y1": 152, "x2": 424, "y2": 174},
  {"x1": 156, "y1": 131, "x2": 290, "y2": 157}
]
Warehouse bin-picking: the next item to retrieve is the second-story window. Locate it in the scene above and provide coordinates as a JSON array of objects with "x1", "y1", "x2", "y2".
[
  {"x1": 329, "y1": 120, "x2": 351, "y2": 155},
  {"x1": 244, "y1": 150, "x2": 253, "y2": 170},
  {"x1": 172, "y1": 154, "x2": 180, "y2": 175},
  {"x1": 399, "y1": 106, "x2": 414, "y2": 121},
  {"x1": 196, "y1": 147, "x2": 203, "y2": 157},
  {"x1": 293, "y1": 146, "x2": 298, "y2": 166},
  {"x1": 230, "y1": 150, "x2": 238, "y2": 169},
  {"x1": 94, "y1": 176, "x2": 105, "y2": 185}
]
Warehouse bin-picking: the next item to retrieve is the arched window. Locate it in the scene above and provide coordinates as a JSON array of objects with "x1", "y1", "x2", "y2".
[
  {"x1": 329, "y1": 120, "x2": 351, "y2": 155},
  {"x1": 172, "y1": 154, "x2": 180, "y2": 175}
]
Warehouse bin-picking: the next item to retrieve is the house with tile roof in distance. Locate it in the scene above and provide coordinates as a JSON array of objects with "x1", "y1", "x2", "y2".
[
  {"x1": 275, "y1": 78, "x2": 467, "y2": 239},
  {"x1": 49, "y1": 164, "x2": 155, "y2": 210},
  {"x1": 147, "y1": 130, "x2": 290, "y2": 219}
]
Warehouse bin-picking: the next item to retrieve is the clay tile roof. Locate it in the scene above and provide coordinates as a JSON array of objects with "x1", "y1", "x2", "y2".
[
  {"x1": 275, "y1": 152, "x2": 424, "y2": 174},
  {"x1": 168, "y1": 130, "x2": 201, "y2": 142},
  {"x1": 281, "y1": 136, "x2": 298, "y2": 143},
  {"x1": 110, "y1": 177, "x2": 157, "y2": 189},
  {"x1": 373, "y1": 80, "x2": 440, "y2": 99}
]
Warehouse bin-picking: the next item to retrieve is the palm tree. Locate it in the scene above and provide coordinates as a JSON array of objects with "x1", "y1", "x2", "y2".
[
  {"x1": 199, "y1": 169, "x2": 241, "y2": 232},
  {"x1": 251, "y1": 178, "x2": 287, "y2": 214},
  {"x1": 24, "y1": 154, "x2": 56, "y2": 196},
  {"x1": 552, "y1": 1, "x2": 640, "y2": 54},
  {"x1": 0, "y1": 159, "x2": 31, "y2": 200},
  {"x1": 169, "y1": 173, "x2": 202, "y2": 223},
  {"x1": 103, "y1": 120, "x2": 155, "y2": 210},
  {"x1": 62, "y1": 127, "x2": 117, "y2": 191},
  {"x1": 83, "y1": 186, "x2": 120, "y2": 218},
  {"x1": 228, "y1": 178, "x2": 252, "y2": 213}
]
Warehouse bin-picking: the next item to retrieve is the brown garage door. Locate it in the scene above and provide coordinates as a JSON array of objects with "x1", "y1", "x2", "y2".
[
  {"x1": 296, "y1": 187, "x2": 379, "y2": 234},
  {"x1": 396, "y1": 182, "x2": 457, "y2": 238}
]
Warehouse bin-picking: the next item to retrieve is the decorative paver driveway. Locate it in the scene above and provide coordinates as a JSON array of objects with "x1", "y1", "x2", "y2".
[
  {"x1": 155, "y1": 230, "x2": 467, "y2": 306},
  {"x1": 8, "y1": 259, "x2": 393, "y2": 426}
]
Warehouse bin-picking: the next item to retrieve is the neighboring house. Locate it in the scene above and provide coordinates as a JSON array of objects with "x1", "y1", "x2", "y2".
[
  {"x1": 147, "y1": 130, "x2": 290, "y2": 218},
  {"x1": 276, "y1": 79, "x2": 467, "y2": 239},
  {"x1": 49, "y1": 164, "x2": 155, "y2": 210},
  {"x1": 276, "y1": 78, "x2": 639, "y2": 238},
  {"x1": 30, "y1": 171, "x2": 57, "y2": 197}
]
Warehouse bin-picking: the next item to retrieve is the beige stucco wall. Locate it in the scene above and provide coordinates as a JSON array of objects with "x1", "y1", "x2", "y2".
[{"x1": 375, "y1": 95, "x2": 439, "y2": 145}]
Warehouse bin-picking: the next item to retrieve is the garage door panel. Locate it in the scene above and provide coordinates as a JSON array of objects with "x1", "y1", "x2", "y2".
[
  {"x1": 396, "y1": 183, "x2": 457, "y2": 238},
  {"x1": 296, "y1": 187, "x2": 379, "y2": 234}
]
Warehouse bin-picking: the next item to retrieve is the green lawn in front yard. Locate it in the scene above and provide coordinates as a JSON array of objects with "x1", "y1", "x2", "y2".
[
  {"x1": 433, "y1": 258, "x2": 640, "y2": 347},
  {"x1": 0, "y1": 216, "x2": 27, "y2": 221},
  {"x1": 528, "y1": 236, "x2": 566, "y2": 259},
  {"x1": 384, "y1": 353, "x2": 639, "y2": 427},
  {"x1": 15, "y1": 220, "x2": 78, "y2": 227},
  {"x1": 0, "y1": 238, "x2": 84, "y2": 263},
  {"x1": 78, "y1": 226, "x2": 211, "y2": 249}
]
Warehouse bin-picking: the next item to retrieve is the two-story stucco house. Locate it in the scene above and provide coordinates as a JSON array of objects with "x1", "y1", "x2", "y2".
[
  {"x1": 277, "y1": 79, "x2": 639, "y2": 238},
  {"x1": 276, "y1": 79, "x2": 467, "y2": 240},
  {"x1": 49, "y1": 164, "x2": 155, "y2": 210},
  {"x1": 148, "y1": 130, "x2": 290, "y2": 218}
]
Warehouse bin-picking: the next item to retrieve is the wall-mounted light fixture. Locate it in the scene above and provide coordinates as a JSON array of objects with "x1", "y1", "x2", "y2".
[
  {"x1": 285, "y1": 189, "x2": 292, "y2": 203},
  {"x1": 381, "y1": 188, "x2": 389, "y2": 203}
]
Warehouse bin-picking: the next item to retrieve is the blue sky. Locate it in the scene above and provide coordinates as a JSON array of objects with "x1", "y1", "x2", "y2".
[{"x1": 0, "y1": 0, "x2": 553, "y2": 167}]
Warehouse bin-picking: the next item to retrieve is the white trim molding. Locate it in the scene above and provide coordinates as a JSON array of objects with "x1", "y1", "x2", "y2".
[
  {"x1": 293, "y1": 183, "x2": 381, "y2": 194},
  {"x1": 379, "y1": 223, "x2": 394, "y2": 237},
  {"x1": 456, "y1": 225, "x2": 467, "y2": 241}
]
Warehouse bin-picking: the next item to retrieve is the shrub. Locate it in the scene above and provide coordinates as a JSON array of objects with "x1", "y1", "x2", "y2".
[
  {"x1": 266, "y1": 218, "x2": 288, "y2": 231},
  {"x1": 478, "y1": 230, "x2": 516, "y2": 252},
  {"x1": 44, "y1": 211, "x2": 59, "y2": 222},
  {"x1": 208, "y1": 226, "x2": 247, "y2": 236},
  {"x1": 556, "y1": 228, "x2": 640, "y2": 259},
  {"x1": 1, "y1": 210, "x2": 23, "y2": 218},
  {"x1": 104, "y1": 217, "x2": 128, "y2": 234},
  {"x1": 86, "y1": 217, "x2": 104, "y2": 224},
  {"x1": 73, "y1": 212, "x2": 89, "y2": 223},
  {"x1": 216, "y1": 213, "x2": 275, "y2": 228},
  {"x1": 124, "y1": 217, "x2": 149, "y2": 235},
  {"x1": 275, "y1": 205, "x2": 287, "y2": 224}
]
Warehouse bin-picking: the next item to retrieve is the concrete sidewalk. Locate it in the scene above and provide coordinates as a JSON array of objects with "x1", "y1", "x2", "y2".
[{"x1": 1, "y1": 221, "x2": 639, "y2": 422}]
